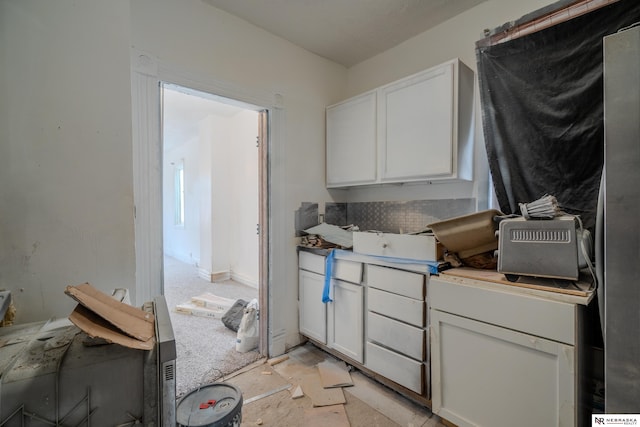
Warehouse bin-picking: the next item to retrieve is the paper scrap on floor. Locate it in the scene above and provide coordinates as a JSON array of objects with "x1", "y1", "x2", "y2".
[{"x1": 317, "y1": 360, "x2": 353, "y2": 388}]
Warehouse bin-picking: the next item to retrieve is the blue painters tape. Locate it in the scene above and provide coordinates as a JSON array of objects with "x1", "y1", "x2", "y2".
[{"x1": 322, "y1": 249, "x2": 335, "y2": 303}]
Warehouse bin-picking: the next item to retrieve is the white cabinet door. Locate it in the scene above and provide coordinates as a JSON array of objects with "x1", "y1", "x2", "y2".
[
  {"x1": 379, "y1": 62, "x2": 454, "y2": 181},
  {"x1": 431, "y1": 310, "x2": 575, "y2": 427},
  {"x1": 328, "y1": 280, "x2": 363, "y2": 363},
  {"x1": 325, "y1": 59, "x2": 473, "y2": 188},
  {"x1": 298, "y1": 269, "x2": 327, "y2": 344},
  {"x1": 326, "y1": 91, "x2": 377, "y2": 187}
]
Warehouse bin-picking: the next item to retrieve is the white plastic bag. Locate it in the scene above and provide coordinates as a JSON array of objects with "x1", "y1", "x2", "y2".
[{"x1": 236, "y1": 299, "x2": 259, "y2": 352}]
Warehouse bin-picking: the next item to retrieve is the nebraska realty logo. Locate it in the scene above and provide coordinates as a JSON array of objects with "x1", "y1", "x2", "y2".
[{"x1": 593, "y1": 415, "x2": 640, "y2": 425}]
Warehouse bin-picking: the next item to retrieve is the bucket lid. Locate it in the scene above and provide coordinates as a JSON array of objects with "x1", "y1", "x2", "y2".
[{"x1": 177, "y1": 383, "x2": 243, "y2": 427}]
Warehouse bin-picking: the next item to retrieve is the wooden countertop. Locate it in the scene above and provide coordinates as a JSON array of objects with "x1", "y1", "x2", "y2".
[{"x1": 440, "y1": 267, "x2": 595, "y2": 305}]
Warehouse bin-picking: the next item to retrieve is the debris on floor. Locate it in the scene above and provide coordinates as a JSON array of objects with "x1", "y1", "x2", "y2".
[
  {"x1": 175, "y1": 292, "x2": 235, "y2": 318},
  {"x1": 302, "y1": 372, "x2": 346, "y2": 407},
  {"x1": 291, "y1": 384, "x2": 304, "y2": 399},
  {"x1": 267, "y1": 355, "x2": 289, "y2": 366},
  {"x1": 220, "y1": 343, "x2": 446, "y2": 426},
  {"x1": 317, "y1": 359, "x2": 353, "y2": 388}
]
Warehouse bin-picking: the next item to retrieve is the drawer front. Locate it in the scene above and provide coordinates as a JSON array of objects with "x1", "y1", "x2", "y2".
[
  {"x1": 367, "y1": 264, "x2": 425, "y2": 299},
  {"x1": 368, "y1": 287, "x2": 425, "y2": 327},
  {"x1": 299, "y1": 251, "x2": 325, "y2": 275},
  {"x1": 366, "y1": 342, "x2": 424, "y2": 394},
  {"x1": 353, "y1": 232, "x2": 440, "y2": 261},
  {"x1": 367, "y1": 311, "x2": 425, "y2": 361},
  {"x1": 430, "y1": 276, "x2": 576, "y2": 345},
  {"x1": 333, "y1": 259, "x2": 363, "y2": 284}
]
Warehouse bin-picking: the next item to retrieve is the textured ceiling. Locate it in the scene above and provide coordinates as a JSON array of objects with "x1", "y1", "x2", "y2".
[{"x1": 202, "y1": 0, "x2": 488, "y2": 67}]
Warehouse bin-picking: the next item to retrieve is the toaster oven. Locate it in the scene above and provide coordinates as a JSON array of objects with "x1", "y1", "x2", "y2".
[{"x1": 496, "y1": 215, "x2": 592, "y2": 282}]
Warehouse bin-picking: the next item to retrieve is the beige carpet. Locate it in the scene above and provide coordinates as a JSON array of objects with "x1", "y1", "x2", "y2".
[{"x1": 163, "y1": 256, "x2": 261, "y2": 398}]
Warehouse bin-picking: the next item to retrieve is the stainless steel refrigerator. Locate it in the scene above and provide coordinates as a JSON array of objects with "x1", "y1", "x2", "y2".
[{"x1": 598, "y1": 24, "x2": 640, "y2": 412}]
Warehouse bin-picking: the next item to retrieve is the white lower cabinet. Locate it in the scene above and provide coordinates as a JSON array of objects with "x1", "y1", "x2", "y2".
[
  {"x1": 298, "y1": 268, "x2": 326, "y2": 344},
  {"x1": 298, "y1": 252, "x2": 364, "y2": 362},
  {"x1": 298, "y1": 251, "x2": 430, "y2": 400},
  {"x1": 327, "y1": 280, "x2": 363, "y2": 363},
  {"x1": 430, "y1": 275, "x2": 583, "y2": 427},
  {"x1": 299, "y1": 250, "x2": 589, "y2": 423}
]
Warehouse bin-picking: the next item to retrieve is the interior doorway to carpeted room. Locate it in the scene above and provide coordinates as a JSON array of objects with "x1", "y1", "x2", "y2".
[{"x1": 161, "y1": 83, "x2": 264, "y2": 398}]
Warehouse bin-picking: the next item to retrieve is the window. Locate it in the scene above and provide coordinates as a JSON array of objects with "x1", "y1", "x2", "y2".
[{"x1": 174, "y1": 160, "x2": 185, "y2": 226}]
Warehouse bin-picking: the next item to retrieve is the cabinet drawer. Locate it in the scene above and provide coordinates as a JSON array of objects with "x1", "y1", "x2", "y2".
[
  {"x1": 366, "y1": 342, "x2": 424, "y2": 394},
  {"x1": 430, "y1": 276, "x2": 576, "y2": 345},
  {"x1": 333, "y1": 259, "x2": 362, "y2": 284},
  {"x1": 368, "y1": 287, "x2": 425, "y2": 327},
  {"x1": 367, "y1": 311, "x2": 425, "y2": 361},
  {"x1": 299, "y1": 251, "x2": 325, "y2": 275},
  {"x1": 367, "y1": 264, "x2": 425, "y2": 299}
]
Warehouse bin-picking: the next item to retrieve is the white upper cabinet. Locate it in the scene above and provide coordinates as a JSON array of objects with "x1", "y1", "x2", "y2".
[
  {"x1": 380, "y1": 62, "x2": 454, "y2": 181},
  {"x1": 326, "y1": 91, "x2": 377, "y2": 187},
  {"x1": 326, "y1": 58, "x2": 474, "y2": 188}
]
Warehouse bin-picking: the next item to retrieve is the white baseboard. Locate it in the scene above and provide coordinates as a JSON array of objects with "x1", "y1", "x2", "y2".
[
  {"x1": 230, "y1": 271, "x2": 258, "y2": 289},
  {"x1": 196, "y1": 268, "x2": 257, "y2": 288}
]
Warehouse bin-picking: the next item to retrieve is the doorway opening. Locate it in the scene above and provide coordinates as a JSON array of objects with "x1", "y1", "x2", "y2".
[{"x1": 160, "y1": 82, "x2": 267, "y2": 397}]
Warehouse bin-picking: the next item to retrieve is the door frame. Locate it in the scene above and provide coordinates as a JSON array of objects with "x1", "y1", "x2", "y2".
[{"x1": 131, "y1": 48, "x2": 277, "y2": 356}]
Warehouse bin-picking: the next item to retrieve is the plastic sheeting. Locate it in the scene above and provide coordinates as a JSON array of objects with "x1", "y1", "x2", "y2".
[{"x1": 476, "y1": 0, "x2": 640, "y2": 233}]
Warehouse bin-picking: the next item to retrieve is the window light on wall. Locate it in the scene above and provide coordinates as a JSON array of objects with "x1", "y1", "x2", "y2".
[{"x1": 174, "y1": 160, "x2": 185, "y2": 227}]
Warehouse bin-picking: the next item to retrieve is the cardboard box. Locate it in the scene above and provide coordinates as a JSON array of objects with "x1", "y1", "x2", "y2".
[{"x1": 65, "y1": 283, "x2": 155, "y2": 350}]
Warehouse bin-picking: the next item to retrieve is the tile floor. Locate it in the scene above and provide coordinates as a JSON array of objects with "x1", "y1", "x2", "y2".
[{"x1": 193, "y1": 342, "x2": 448, "y2": 427}]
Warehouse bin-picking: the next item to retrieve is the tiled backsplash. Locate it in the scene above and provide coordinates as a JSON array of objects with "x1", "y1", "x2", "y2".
[{"x1": 324, "y1": 198, "x2": 476, "y2": 234}]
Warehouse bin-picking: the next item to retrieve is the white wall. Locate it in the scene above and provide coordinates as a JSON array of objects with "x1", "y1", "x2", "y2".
[
  {"x1": 164, "y1": 109, "x2": 259, "y2": 286},
  {"x1": 0, "y1": 0, "x2": 134, "y2": 323},
  {"x1": 336, "y1": 0, "x2": 557, "y2": 211},
  {"x1": 163, "y1": 137, "x2": 201, "y2": 265},
  {"x1": 130, "y1": 0, "x2": 346, "y2": 353},
  {"x1": 0, "y1": 0, "x2": 559, "y2": 351},
  {"x1": 208, "y1": 114, "x2": 233, "y2": 279},
  {"x1": 228, "y1": 110, "x2": 259, "y2": 288}
]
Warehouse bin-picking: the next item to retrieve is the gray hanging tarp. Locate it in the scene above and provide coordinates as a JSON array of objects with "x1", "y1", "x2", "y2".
[{"x1": 475, "y1": 0, "x2": 640, "y2": 233}]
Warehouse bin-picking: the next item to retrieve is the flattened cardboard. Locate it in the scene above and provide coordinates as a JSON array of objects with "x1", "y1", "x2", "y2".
[
  {"x1": 65, "y1": 283, "x2": 154, "y2": 342},
  {"x1": 317, "y1": 360, "x2": 353, "y2": 388},
  {"x1": 302, "y1": 373, "x2": 345, "y2": 407},
  {"x1": 69, "y1": 304, "x2": 154, "y2": 350}
]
